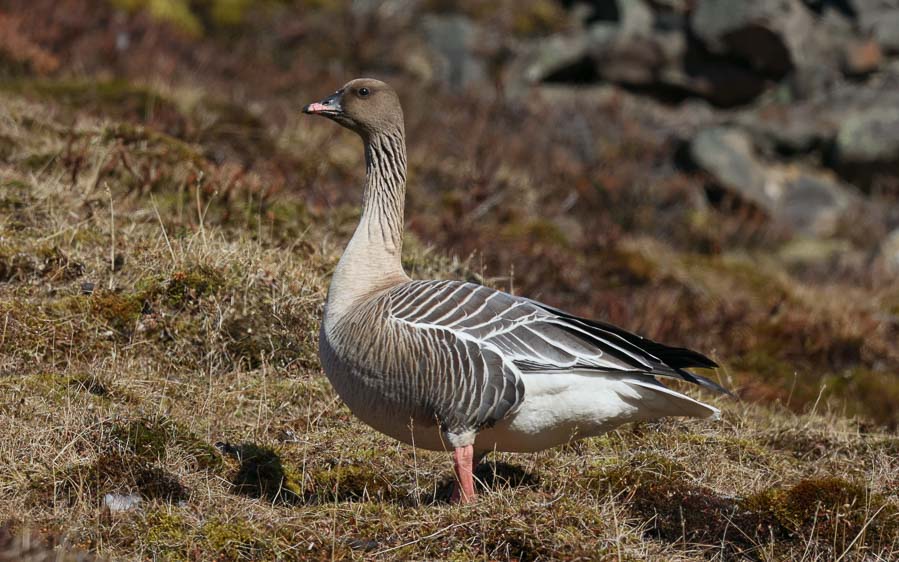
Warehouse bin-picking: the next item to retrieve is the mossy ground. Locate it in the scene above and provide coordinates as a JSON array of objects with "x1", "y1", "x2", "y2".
[{"x1": 1, "y1": 16, "x2": 898, "y2": 559}]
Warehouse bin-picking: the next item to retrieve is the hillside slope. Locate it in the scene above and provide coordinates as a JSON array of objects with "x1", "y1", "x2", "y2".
[{"x1": 0, "y1": 78, "x2": 897, "y2": 560}]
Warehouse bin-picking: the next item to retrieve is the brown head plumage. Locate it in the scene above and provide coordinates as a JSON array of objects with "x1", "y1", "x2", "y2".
[{"x1": 303, "y1": 78, "x2": 404, "y2": 138}]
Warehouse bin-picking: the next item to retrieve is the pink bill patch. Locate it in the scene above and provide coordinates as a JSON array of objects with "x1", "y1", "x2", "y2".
[{"x1": 305, "y1": 102, "x2": 330, "y2": 113}]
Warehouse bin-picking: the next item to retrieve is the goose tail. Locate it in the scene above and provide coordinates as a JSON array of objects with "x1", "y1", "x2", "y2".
[{"x1": 625, "y1": 377, "x2": 721, "y2": 420}]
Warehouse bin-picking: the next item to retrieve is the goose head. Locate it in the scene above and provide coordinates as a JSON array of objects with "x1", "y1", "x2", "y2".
[{"x1": 303, "y1": 78, "x2": 404, "y2": 138}]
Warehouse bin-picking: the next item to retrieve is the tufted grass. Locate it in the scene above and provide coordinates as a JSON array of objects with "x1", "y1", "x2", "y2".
[{"x1": 0, "y1": 76, "x2": 897, "y2": 561}]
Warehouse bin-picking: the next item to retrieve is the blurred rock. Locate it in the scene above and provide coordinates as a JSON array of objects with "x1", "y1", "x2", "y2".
[
  {"x1": 690, "y1": 0, "x2": 814, "y2": 78},
  {"x1": 690, "y1": 127, "x2": 772, "y2": 209},
  {"x1": 616, "y1": 0, "x2": 654, "y2": 38},
  {"x1": 587, "y1": 21, "x2": 669, "y2": 86},
  {"x1": 690, "y1": 127, "x2": 860, "y2": 236},
  {"x1": 832, "y1": 105, "x2": 899, "y2": 189},
  {"x1": 789, "y1": 8, "x2": 857, "y2": 98},
  {"x1": 333, "y1": 0, "x2": 899, "y2": 204},
  {"x1": 880, "y1": 227, "x2": 899, "y2": 274},
  {"x1": 666, "y1": 44, "x2": 768, "y2": 106},
  {"x1": 767, "y1": 168, "x2": 858, "y2": 237},
  {"x1": 421, "y1": 15, "x2": 486, "y2": 90},
  {"x1": 871, "y1": 11, "x2": 899, "y2": 54},
  {"x1": 736, "y1": 104, "x2": 831, "y2": 155},
  {"x1": 518, "y1": 33, "x2": 590, "y2": 85},
  {"x1": 847, "y1": 0, "x2": 899, "y2": 33}
]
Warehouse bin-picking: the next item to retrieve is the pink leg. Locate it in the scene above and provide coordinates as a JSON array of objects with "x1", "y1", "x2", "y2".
[{"x1": 450, "y1": 445, "x2": 477, "y2": 504}]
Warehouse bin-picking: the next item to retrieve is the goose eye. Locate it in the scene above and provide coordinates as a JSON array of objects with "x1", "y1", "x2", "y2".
[{"x1": 358, "y1": 87, "x2": 370, "y2": 97}]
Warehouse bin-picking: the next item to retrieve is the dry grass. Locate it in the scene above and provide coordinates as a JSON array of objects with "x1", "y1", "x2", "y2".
[{"x1": 0, "y1": 44, "x2": 897, "y2": 562}]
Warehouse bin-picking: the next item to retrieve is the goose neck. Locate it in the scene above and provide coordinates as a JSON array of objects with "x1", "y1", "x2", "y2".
[
  {"x1": 359, "y1": 129, "x2": 407, "y2": 255},
  {"x1": 325, "y1": 129, "x2": 409, "y2": 323}
]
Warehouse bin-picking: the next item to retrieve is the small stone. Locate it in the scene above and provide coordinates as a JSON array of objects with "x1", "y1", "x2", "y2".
[
  {"x1": 103, "y1": 493, "x2": 141, "y2": 514},
  {"x1": 80, "y1": 282, "x2": 95, "y2": 295}
]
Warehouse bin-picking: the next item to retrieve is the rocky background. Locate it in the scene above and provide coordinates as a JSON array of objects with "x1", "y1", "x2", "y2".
[{"x1": 436, "y1": 0, "x2": 899, "y2": 243}]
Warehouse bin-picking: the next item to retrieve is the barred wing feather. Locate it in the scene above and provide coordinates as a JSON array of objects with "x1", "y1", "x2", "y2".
[{"x1": 386, "y1": 280, "x2": 725, "y2": 433}]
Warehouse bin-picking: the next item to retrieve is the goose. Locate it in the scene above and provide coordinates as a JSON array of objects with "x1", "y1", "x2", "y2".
[{"x1": 304, "y1": 78, "x2": 727, "y2": 504}]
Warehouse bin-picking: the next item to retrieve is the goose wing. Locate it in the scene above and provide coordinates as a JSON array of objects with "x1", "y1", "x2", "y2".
[{"x1": 385, "y1": 280, "x2": 726, "y2": 434}]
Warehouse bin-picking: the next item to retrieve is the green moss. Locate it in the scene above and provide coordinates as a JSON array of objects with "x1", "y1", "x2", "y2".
[
  {"x1": 740, "y1": 477, "x2": 899, "y2": 547},
  {"x1": 118, "y1": 0, "x2": 202, "y2": 35},
  {"x1": 0, "y1": 248, "x2": 37, "y2": 282},
  {"x1": 132, "y1": 266, "x2": 225, "y2": 310},
  {"x1": 683, "y1": 253, "x2": 788, "y2": 302},
  {"x1": 165, "y1": 266, "x2": 224, "y2": 306},
  {"x1": 0, "y1": 243, "x2": 83, "y2": 283},
  {"x1": 588, "y1": 454, "x2": 898, "y2": 554},
  {"x1": 90, "y1": 291, "x2": 143, "y2": 335},
  {"x1": 222, "y1": 306, "x2": 307, "y2": 370},
  {"x1": 112, "y1": 0, "x2": 288, "y2": 35},
  {"x1": 312, "y1": 462, "x2": 393, "y2": 502},
  {"x1": 142, "y1": 509, "x2": 192, "y2": 561},
  {"x1": 114, "y1": 419, "x2": 170, "y2": 461},
  {"x1": 732, "y1": 349, "x2": 798, "y2": 382},
  {"x1": 20, "y1": 372, "x2": 75, "y2": 396},
  {"x1": 113, "y1": 417, "x2": 223, "y2": 471},
  {"x1": 481, "y1": 529, "x2": 553, "y2": 562},
  {"x1": 203, "y1": 518, "x2": 273, "y2": 560},
  {"x1": 263, "y1": 200, "x2": 311, "y2": 241},
  {"x1": 227, "y1": 444, "x2": 303, "y2": 504},
  {"x1": 192, "y1": 98, "x2": 276, "y2": 160},
  {"x1": 0, "y1": 134, "x2": 15, "y2": 160},
  {"x1": 680, "y1": 433, "x2": 772, "y2": 465},
  {"x1": 0, "y1": 179, "x2": 30, "y2": 208},
  {"x1": 10, "y1": 372, "x2": 123, "y2": 404},
  {"x1": 37, "y1": 246, "x2": 84, "y2": 281},
  {"x1": 87, "y1": 266, "x2": 226, "y2": 335},
  {"x1": 21, "y1": 152, "x2": 57, "y2": 171}
]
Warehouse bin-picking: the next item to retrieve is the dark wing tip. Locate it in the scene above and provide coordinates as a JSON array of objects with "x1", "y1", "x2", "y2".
[
  {"x1": 527, "y1": 298, "x2": 728, "y2": 393},
  {"x1": 649, "y1": 344, "x2": 719, "y2": 369},
  {"x1": 674, "y1": 367, "x2": 733, "y2": 396}
]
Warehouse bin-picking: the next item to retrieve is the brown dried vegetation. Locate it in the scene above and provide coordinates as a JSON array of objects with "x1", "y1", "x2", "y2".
[{"x1": 0, "y1": 2, "x2": 897, "y2": 560}]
